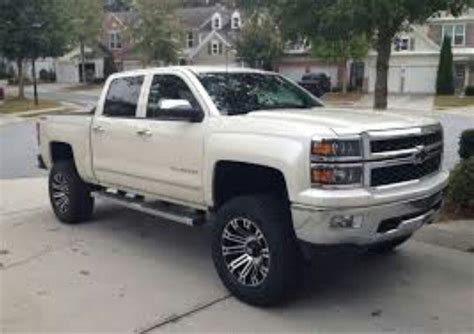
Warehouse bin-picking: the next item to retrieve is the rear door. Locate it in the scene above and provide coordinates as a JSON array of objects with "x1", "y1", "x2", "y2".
[{"x1": 91, "y1": 75, "x2": 146, "y2": 187}]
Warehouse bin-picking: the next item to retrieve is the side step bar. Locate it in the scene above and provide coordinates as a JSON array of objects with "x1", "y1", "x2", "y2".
[{"x1": 92, "y1": 191, "x2": 205, "y2": 227}]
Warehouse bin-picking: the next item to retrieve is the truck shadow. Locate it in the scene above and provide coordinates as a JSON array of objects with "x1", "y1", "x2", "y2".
[{"x1": 89, "y1": 202, "x2": 413, "y2": 307}]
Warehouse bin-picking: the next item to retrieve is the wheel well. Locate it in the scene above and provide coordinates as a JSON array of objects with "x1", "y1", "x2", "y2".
[
  {"x1": 50, "y1": 142, "x2": 74, "y2": 163},
  {"x1": 213, "y1": 161, "x2": 289, "y2": 209}
]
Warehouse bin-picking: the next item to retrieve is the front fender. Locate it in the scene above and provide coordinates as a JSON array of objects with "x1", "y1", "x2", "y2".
[{"x1": 204, "y1": 132, "x2": 309, "y2": 206}]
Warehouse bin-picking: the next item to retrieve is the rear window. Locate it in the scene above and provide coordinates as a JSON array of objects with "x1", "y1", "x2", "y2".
[{"x1": 103, "y1": 76, "x2": 144, "y2": 117}]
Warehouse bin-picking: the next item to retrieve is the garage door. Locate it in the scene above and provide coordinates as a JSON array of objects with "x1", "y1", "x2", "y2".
[{"x1": 386, "y1": 65, "x2": 437, "y2": 94}]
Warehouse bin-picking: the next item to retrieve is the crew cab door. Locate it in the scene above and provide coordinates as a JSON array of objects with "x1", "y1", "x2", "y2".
[
  {"x1": 128, "y1": 73, "x2": 206, "y2": 205},
  {"x1": 91, "y1": 75, "x2": 147, "y2": 187}
]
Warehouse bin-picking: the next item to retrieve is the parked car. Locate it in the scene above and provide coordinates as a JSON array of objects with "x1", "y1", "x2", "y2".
[
  {"x1": 38, "y1": 67, "x2": 448, "y2": 306},
  {"x1": 298, "y1": 72, "x2": 331, "y2": 97}
]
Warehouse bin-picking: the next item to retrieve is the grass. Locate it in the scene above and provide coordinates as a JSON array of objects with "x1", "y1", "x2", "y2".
[
  {"x1": 321, "y1": 92, "x2": 363, "y2": 106},
  {"x1": 0, "y1": 97, "x2": 61, "y2": 114},
  {"x1": 434, "y1": 95, "x2": 474, "y2": 109},
  {"x1": 63, "y1": 84, "x2": 103, "y2": 91}
]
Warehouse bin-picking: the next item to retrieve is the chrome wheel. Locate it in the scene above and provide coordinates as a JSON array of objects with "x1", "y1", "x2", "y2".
[
  {"x1": 221, "y1": 218, "x2": 270, "y2": 287},
  {"x1": 51, "y1": 173, "x2": 70, "y2": 214}
]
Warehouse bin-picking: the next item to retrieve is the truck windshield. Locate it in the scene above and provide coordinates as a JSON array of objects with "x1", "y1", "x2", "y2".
[{"x1": 197, "y1": 73, "x2": 322, "y2": 115}]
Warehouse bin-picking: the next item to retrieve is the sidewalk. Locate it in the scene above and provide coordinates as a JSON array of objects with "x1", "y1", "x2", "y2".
[{"x1": 414, "y1": 220, "x2": 474, "y2": 253}]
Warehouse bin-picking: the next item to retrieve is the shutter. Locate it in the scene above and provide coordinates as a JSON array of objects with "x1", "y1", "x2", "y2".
[
  {"x1": 410, "y1": 38, "x2": 416, "y2": 51},
  {"x1": 208, "y1": 42, "x2": 212, "y2": 55},
  {"x1": 219, "y1": 43, "x2": 223, "y2": 55}
]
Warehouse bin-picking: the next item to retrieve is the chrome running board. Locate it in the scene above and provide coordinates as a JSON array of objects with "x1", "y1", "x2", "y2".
[{"x1": 92, "y1": 190, "x2": 205, "y2": 227}]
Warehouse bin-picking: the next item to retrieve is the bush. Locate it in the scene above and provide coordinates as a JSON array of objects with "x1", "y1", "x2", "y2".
[
  {"x1": 446, "y1": 157, "x2": 474, "y2": 210},
  {"x1": 465, "y1": 86, "x2": 474, "y2": 96},
  {"x1": 436, "y1": 36, "x2": 455, "y2": 95},
  {"x1": 459, "y1": 129, "x2": 474, "y2": 160}
]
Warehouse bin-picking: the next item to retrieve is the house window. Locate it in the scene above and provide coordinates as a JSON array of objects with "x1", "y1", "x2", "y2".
[
  {"x1": 442, "y1": 24, "x2": 465, "y2": 46},
  {"x1": 394, "y1": 37, "x2": 415, "y2": 51},
  {"x1": 231, "y1": 12, "x2": 241, "y2": 29},
  {"x1": 187, "y1": 31, "x2": 194, "y2": 48},
  {"x1": 109, "y1": 31, "x2": 122, "y2": 50},
  {"x1": 211, "y1": 40, "x2": 220, "y2": 55},
  {"x1": 212, "y1": 13, "x2": 222, "y2": 30}
]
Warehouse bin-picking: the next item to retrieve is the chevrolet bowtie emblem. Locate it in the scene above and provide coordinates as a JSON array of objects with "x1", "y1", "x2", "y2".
[{"x1": 413, "y1": 145, "x2": 428, "y2": 165}]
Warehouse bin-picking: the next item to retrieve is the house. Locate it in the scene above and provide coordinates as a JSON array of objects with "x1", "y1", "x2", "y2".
[
  {"x1": 99, "y1": 4, "x2": 244, "y2": 74},
  {"x1": 364, "y1": 8, "x2": 474, "y2": 94},
  {"x1": 178, "y1": 4, "x2": 243, "y2": 66}
]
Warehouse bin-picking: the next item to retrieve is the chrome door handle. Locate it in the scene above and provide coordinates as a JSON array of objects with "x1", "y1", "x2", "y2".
[
  {"x1": 136, "y1": 129, "x2": 152, "y2": 137},
  {"x1": 92, "y1": 125, "x2": 105, "y2": 133}
]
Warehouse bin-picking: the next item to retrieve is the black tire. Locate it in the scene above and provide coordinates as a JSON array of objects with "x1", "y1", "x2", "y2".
[
  {"x1": 48, "y1": 160, "x2": 94, "y2": 224},
  {"x1": 212, "y1": 194, "x2": 299, "y2": 306},
  {"x1": 367, "y1": 234, "x2": 412, "y2": 254}
]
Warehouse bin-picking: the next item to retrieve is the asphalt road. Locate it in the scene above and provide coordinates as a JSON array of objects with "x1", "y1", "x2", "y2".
[{"x1": 1, "y1": 177, "x2": 473, "y2": 333}]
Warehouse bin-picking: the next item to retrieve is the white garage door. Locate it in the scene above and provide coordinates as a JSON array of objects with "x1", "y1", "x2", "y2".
[{"x1": 385, "y1": 65, "x2": 437, "y2": 94}]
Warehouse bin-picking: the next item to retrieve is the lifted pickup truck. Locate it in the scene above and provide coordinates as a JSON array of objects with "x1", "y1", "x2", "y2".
[{"x1": 38, "y1": 66, "x2": 448, "y2": 306}]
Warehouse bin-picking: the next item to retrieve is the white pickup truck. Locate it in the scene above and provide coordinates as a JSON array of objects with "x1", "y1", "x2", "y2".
[{"x1": 38, "y1": 66, "x2": 448, "y2": 306}]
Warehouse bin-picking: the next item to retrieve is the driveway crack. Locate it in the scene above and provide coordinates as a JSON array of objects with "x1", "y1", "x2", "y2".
[{"x1": 135, "y1": 294, "x2": 232, "y2": 334}]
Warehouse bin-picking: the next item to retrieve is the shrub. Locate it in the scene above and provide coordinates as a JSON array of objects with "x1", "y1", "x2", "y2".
[
  {"x1": 459, "y1": 129, "x2": 474, "y2": 160},
  {"x1": 436, "y1": 36, "x2": 454, "y2": 95},
  {"x1": 465, "y1": 86, "x2": 474, "y2": 96},
  {"x1": 446, "y1": 157, "x2": 474, "y2": 210}
]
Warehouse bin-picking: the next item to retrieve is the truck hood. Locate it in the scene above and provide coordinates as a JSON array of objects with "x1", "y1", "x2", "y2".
[{"x1": 244, "y1": 107, "x2": 437, "y2": 136}]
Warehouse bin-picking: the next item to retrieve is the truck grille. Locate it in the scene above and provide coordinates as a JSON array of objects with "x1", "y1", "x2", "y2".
[
  {"x1": 371, "y1": 131, "x2": 442, "y2": 153},
  {"x1": 368, "y1": 126, "x2": 443, "y2": 187},
  {"x1": 371, "y1": 155, "x2": 441, "y2": 187}
]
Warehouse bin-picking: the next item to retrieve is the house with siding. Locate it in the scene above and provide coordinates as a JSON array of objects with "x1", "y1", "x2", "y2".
[{"x1": 364, "y1": 8, "x2": 474, "y2": 94}]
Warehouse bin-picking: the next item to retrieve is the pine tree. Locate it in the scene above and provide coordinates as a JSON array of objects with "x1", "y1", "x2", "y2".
[{"x1": 436, "y1": 36, "x2": 455, "y2": 95}]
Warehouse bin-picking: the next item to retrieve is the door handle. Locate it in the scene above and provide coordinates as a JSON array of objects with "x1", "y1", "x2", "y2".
[
  {"x1": 92, "y1": 125, "x2": 105, "y2": 133},
  {"x1": 136, "y1": 129, "x2": 152, "y2": 137}
]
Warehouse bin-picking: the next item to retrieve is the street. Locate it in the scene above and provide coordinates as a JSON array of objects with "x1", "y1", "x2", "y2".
[{"x1": 1, "y1": 177, "x2": 473, "y2": 333}]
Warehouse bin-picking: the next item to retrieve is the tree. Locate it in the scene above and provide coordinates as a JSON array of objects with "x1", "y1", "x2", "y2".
[
  {"x1": 71, "y1": 0, "x2": 104, "y2": 84},
  {"x1": 0, "y1": 0, "x2": 73, "y2": 99},
  {"x1": 128, "y1": 0, "x2": 182, "y2": 66},
  {"x1": 236, "y1": 15, "x2": 284, "y2": 70},
  {"x1": 436, "y1": 36, "x2": 455, "y2": 95},
  {"x1": 311, "y1": 35, "x2": 368, "y2": 93},
  {"x1": 262, "y1": 0, "x2": 470, "y2": 109}
]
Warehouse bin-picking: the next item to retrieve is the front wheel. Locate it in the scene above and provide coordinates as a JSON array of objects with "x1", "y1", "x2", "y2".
[
  {"x1": 211, "y1": 194, "x2": 299, "y2": 306},
  {"x1": 49, "y1": 161, "x2": 94, "y2": 224}
]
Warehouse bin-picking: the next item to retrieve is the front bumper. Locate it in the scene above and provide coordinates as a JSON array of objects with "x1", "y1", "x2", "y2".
[{"x1": 291, "y1": 172, "x2": 448, "y2": 246}]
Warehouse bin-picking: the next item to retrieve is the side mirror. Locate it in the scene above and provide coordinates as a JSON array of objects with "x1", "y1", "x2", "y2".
[{"x1": 158, "y1": 99, "x2": 204, "y2": 123}]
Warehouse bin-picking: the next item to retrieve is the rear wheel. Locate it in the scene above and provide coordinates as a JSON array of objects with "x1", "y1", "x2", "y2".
[
  {"x1": 367, "y1": 234, "x2": 412, "y2": 254},
  {"x1": 212, "y1": 194, "x2": 299, "y2": 306},
  {"x1": 49, "y1": 161, "x2": 94, "y2": 224}
]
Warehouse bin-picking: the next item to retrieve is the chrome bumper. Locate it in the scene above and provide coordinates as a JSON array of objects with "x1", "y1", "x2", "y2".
[{"x1": 291, "y1": 190, "x2": 444, "y2": 246}]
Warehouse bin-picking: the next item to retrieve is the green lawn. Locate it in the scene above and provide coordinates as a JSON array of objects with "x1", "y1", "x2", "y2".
[
  {"x1": 434, "y1": 95, "x2": 474, "y2": 109},
  {"x1": 0, "y1": 97, "x2": 61, "y2": 114}
]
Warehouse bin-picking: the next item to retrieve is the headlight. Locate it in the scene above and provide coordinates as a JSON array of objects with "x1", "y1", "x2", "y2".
[
  {"x1": 311, "y1": 164, "x2": 363, "y2": 187},
  {"x1": 311, "y1": 139, "x2": 362, "y2": 159}
]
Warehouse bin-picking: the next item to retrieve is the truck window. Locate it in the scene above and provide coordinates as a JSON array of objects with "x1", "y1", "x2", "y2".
[
  {"x1": 147, "y1": 75, "x2": 201, "y2": 119},
  {"x1": 103, "y1": 76, "x2": 144, "y2": 117}
]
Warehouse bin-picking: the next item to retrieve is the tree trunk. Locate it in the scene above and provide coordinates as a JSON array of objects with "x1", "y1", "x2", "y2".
[
  {"x1": 31, "y1": 59, "x2": 38, "y2": 106},
  {"x1": 17, "y1": 58, "x2": 25, "y2": 99},
  {"x1": 80, "y1": 39, "x2": 86, "y2": 84},
  {"x1": 341, "y1": 60, "x2": 349, "y2": 94},
  {"x1": 374, "y1": 39, "x2": 392, "y2": 110}
]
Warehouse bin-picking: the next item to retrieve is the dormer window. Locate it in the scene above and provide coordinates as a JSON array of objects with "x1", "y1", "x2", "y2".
[
  {"x1": 231, "y1": 12, "x2": 241, "y2": 29},
  {"x1": 212, "y1": 13, "x2": 222, "y2": 30}
]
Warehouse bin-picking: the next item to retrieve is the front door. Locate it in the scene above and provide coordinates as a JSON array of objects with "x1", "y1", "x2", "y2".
[{"x1": 123, "y1": 73, "x2": 206, "y2": 205}]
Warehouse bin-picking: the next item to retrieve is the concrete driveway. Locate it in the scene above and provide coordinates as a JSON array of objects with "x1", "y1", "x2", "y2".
[{"x1": 1, "y1": 177, "x2": 473, "y2": 333}]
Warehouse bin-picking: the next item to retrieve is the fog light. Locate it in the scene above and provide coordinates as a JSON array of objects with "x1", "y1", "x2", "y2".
[{"x1": 329, "y1": 215, "x2": 364, "y2": 229}]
